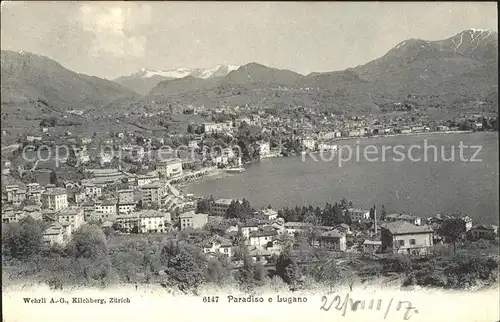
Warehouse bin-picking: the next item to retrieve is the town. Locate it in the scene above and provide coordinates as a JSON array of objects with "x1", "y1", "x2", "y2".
[{"x1": 2, "y1": 119, "x2": 498, "y2": 292}]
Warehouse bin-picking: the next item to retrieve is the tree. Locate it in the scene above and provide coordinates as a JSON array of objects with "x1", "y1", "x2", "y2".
[
  {"x1": 2, "y1": 217, "x2": 45, "y2": 259},
  {"x1": 135, "y1": 136, "x2": 145, "y2": 145},
  {"x1": 160, "y1": 241, "x2": 206, "y2": 294},
  {"x1": 205, "y1": 257, "x2": 232, "y2": 285},
  {"x1": 380, "y1": 205, "x2": 387, "y2": 221},
  {"x1": 236, "y1": 242, "x2": 258, "y2": 291},
  {"x1": 369, "y1": 205, "x2": 376, "y2": 220},
  {"x1": 66, "y1": 148, "x2": 78, "y2": 167},
  {"x1": 276, "y1": 246, "x2": 301, "y2": 288},
  {"x1": 234, "y1": 226, "x2": 245, "y2": 246},
  {"x1": 112, "y1": 249, "x2": 142, "y2": 283},
  {"x1": 230, "y1": 199, "x2": 254, "y2": 221},
  {"x1": 196, "y1": 198, "x2": 212, "y2": 214},
  {"x1": 438, "y1": 217, "x2": 466, "y2": 254},
  {"x1": 309, "y1": 257, "x2": 347, "y2": 291},
  {"x1": 66, "y1": 224, "x2": 109, "y2": 260},
  {"x1": 49, "y1": 170, "x2": 58, "y2": 186}
]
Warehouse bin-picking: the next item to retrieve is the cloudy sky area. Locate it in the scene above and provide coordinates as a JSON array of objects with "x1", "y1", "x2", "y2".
[{"x1": 1, "y1": 2, "x2": 497, "y2": 80}]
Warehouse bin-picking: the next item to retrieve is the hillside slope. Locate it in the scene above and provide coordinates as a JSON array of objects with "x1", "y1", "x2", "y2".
[{"x1": 1, "y1": 50, "x2": 139, "y2": 111}]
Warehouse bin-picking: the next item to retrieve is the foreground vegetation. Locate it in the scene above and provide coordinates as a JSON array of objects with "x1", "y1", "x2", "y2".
[{"x1": 2, "y1": 217, "x2": 498, "y2": 294}]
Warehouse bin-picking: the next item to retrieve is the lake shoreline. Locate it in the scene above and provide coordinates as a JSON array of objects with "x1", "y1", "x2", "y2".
[
  {"x1": 176, "y1": 130, "x2": 481, "y2": 188},
  {"x1": 182, "y1": 132, "x2": 499, "y2": 224}
]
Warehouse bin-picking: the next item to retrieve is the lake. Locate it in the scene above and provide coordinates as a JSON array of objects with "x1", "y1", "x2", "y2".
[{"x1": 184, "y1": 132, "x2": 499, "y2": 224}]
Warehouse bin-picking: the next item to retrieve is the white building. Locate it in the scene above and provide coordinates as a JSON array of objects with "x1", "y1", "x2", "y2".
[
  {"x1": 84, "y1": 183, "x2": 102, "y2": 199},
  {"x1": 261, "y1": 208, "x2": 278, "y2": 221},
  {"x1": 139, "y1": 210, "x2": 171, "y2": 233},
  {"x1": 156, "y1": 158, "x2": 183, "y2": 179},
  {"x1": 302, "y1": 138, "x2": 316, "y2": 150},
  {"x1": 41, "y1": 188, "x2": 68, "y2": 211},
  {"x1": 248, "y1": 228, "x2": 277, "y2": 247},
  {"x1": 284, "y1": 222, "x2": 313, "y2": 235},
  {"x1": 57, "y1": 206, "x2": 85, "y2": 230},
  {"x1": 346, "y1": 208, "x2": 371, "y2": 222},
  {"x1": 240, "y1": 222, "x2": 260, "y2": 239},
  {"x1": 256, "y1": 141, "x2": 270, "y2": 157},
  {"x1": 203, "y1": 236, "x2": 233, "y2": 258},
  {"x1": 178, "y1": 211, "x2": 208, "y2": 230},
  {"x1": 95, "y1": 200, "x2": 117, "y2": 215},
  {"x1": 136, "y1": 174, "x2": 159, "y2": 187},
  {"x1": 317, "y1": 143, "x2": 338, "y2": 152}
]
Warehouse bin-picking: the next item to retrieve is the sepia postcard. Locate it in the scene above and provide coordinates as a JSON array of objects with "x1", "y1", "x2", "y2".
[{"x1": 1, "y1": 2, "x2": 499, "y2": 322}]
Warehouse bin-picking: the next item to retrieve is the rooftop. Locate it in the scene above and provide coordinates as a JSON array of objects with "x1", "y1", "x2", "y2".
[
  {"x1": 116, "y1": 213, "x2": 140, "y2": 220},
  {"x1": 42, "y1": 187, "x2": 67, "y2": 196},
  {"x1": 321, "y1": 229, "x2": 344, "y2": 238},
  {"x1": 59, "y1": 206, "x2": 83, "y2": 216},
  {"x1": 381, "y1": 221, "x2": 433, "y2": 235},
  {"x1": 363, "y1": 240, "x2": 382, "y2": 245},
  {"x1": 347, "y1": 208, "x2": 370, "y2": 214},
  {"x1": 138, "y1": 210, "x2": 169, "y2": 218},
  {"x1": 262, "y1": 209, "x2": 278, "y2": 216},
  {"x1": 472, "y1": 225, "x2": 498, "y2": 231},
  {"x1": 43, "y1": 222, "x2": 64, "y2": 235},
  {"x1": 100, "y1": 199, "x2": 117, "y2": 206},
  {"x1": 204, "y1": 235, "x2": 232, "y2": 248},
  {"x1": 179, "y1": 211, "x2": 208, "y2": 218},
  {"x1": 250, "y1": 229, "x2": 277, "y2": 238},
  {"x1": 141, "y1": 182, "x2": 164, "y2": 189},
  {"x1": 386, "y1": 213, "x2": 419, "y2": 220},
  {"x1": 213, "y1": 198, "x2": 234, "y2": 205},
  {"x1": 137, "y1": 174, "x2": 158, "y2": 179},
  {"x1": 158, "y1": 158, "x2": 182, "y2": 165},
  {"x1": 284, "y1": 222, "x2": 313, "y2": 227}
]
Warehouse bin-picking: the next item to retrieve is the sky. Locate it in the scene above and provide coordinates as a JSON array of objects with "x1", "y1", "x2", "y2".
[{"x1": 1, "y1": 2, "x2": 497, "y2": 80}]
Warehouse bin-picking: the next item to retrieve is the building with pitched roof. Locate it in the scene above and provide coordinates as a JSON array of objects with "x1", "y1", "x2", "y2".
[
  {"x1": 248, "y1": 226, "x2": 277, "y2": 247},
  {"x1": 139, "y1": 210, "x2": 171, "y2": 233},
  {"x1": 58, "y1": 206, "x2": 85, "y2": 230},
  {"x1": 42, "y1": 221, "x2": 72, "y2": 248},
  {"x1": 319, "y1": 229, "x2": 346, "y2": 251},
  {"x1": 178, "y1": 211, "x2": 208, "y2": 230},
  {"x1": 203, "y1": 235, "x2": 233, "y2": 258},
  {"x1": 41, "y1": 188, "x2": 68, "y2": 211},
  {"x1": 380, "y1": 221, "x2": 434, "y2": 255}
]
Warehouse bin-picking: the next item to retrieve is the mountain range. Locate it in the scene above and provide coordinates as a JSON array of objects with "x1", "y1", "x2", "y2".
[
  {"x1": 1, "y1": 29, "x2": 498, "y2": 123},
  {"x1": 1, "y1": 50, "x2": 139, "y2": 111},
  {"x1": 146, "y1": 29, "x2": 497, "y2": 113},
  {"x1": 114, "y1": 65, "x2": 240, "y2": 95}
]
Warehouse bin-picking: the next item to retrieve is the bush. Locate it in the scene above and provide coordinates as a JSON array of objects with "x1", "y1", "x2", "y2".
[
  {"x1": 269, "y1": 275, "x2": 288, "y2": 292},
  {"x1": 205, "y1": 257, "x2": 232, "y2": 285},
  {"x1": 404, "y1": 254, "x2": 499, "y2": 289},
  {"x1": 430, "y1": 244, "x2": 453, "y2": 257},
  {"x1": 382, "y1": 255, "x2": 412, "y2": 274}
]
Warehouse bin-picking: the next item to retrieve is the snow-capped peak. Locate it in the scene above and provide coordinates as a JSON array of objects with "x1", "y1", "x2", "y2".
[
  {"x1": 134, "y1": 64, "x2": 240, "y2": 80},
  {"x1": 395, "y1": 41, "x2": 407, "y2": 49},
  {"x1": 468, "y1": 28, "x2": 492, "y2": 33}
]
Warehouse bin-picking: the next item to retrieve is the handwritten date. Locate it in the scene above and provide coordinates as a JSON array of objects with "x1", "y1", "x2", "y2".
[{"x1": 320, "y1": 293, "x2": 418, "y2": 320}]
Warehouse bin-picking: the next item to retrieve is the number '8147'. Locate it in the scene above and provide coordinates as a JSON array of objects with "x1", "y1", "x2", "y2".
[{"x1": 203, "y1": 296, "x2": 219, "y2": 303}]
